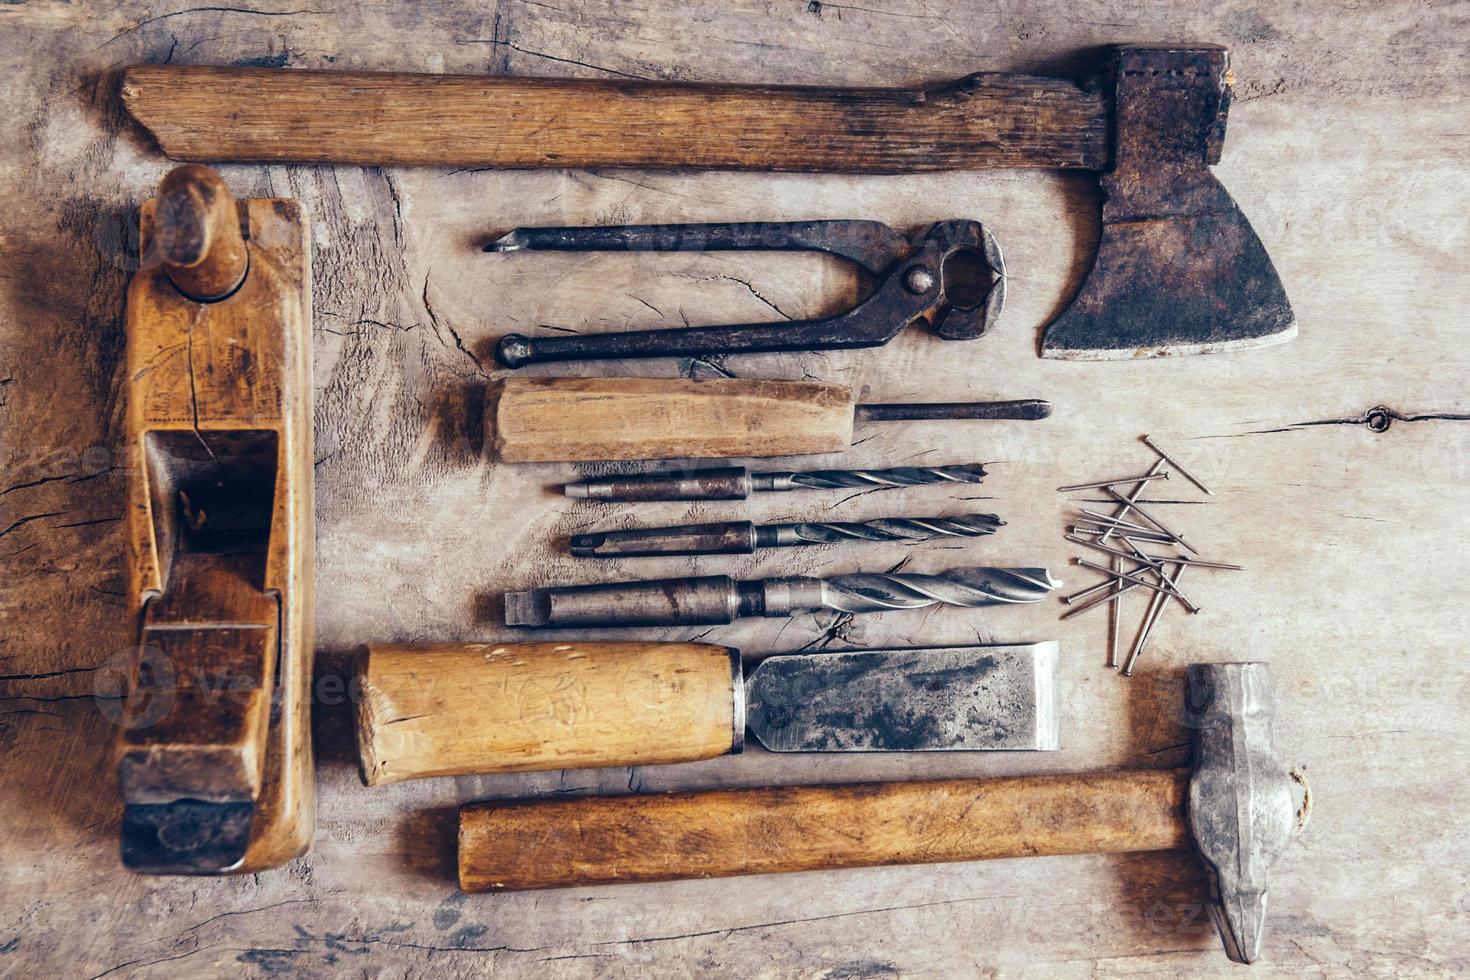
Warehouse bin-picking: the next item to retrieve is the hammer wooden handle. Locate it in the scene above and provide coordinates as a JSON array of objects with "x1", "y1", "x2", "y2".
[
  {"x1": 459, "y1": 769, "x2": 1189, "y2": 891},
  {"x1": 123, "y1": 67, "x2": 1108, "y2": 173},
  {"x1": 356, "y1": 643, "x2": 741, "y2": 785}
]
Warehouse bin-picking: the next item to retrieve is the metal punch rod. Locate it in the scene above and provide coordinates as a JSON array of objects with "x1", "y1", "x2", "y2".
[{"x1": 854, "y1": 400, "x2": 1052, "y2": 423}]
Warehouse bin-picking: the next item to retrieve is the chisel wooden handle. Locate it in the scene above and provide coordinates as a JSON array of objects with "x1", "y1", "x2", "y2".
[
  {"x1": 355, "y1": 643, "x2": 742, "y2": 785},
  {"x1": 458, "y1": 769, "x2": 1189, "y2": 891},
  {"x1": 122, "y1": 67, "x2": 1108, "y2": 173},
  {"x1": 491, "y1": 377, "x2": 853, "y2": 462}
]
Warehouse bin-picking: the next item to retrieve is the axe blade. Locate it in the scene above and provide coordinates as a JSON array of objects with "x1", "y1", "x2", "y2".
[
  {"x1": 1040, "y1": 181, "x2": 1296, "y2": 359},
  {"x1": 1041, "y1": 45, "x2": 1296, "y2": 360}
]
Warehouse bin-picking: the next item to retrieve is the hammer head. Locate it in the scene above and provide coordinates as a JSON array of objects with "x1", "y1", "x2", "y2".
[
  {"x1": 1185, "y1": 663, "x2": 1303, "y2": 963},
  {"x1": 1041, "y1": 46, "x2": 1295, "y2": 359}
]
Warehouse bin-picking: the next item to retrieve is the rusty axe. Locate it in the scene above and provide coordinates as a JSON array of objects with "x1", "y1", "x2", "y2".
[{"x1": 122, "y1": 44, "x2": 1294, "y2": 359}]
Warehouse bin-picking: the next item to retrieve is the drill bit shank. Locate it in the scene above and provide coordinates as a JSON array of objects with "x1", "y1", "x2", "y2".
[
  {"x1": 570, "y1": 514, "x2": 1003, "y2": 558},
  {"x1": 505, "y1": 567, "x2": 1058, "y2": 628},
  {"x1": 564, "y1": 463, "x2": 988, "y2": 501}
]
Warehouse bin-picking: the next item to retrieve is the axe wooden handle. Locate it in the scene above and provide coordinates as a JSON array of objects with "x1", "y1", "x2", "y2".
[
  {"x1": 121, "y1": 66, "x2": 1109, "y2": 172},
  {"x1": 356, "y1": 643, "x2": 742, "y2": 785},
  {"x1": 491, "y1": 377, "x2": 854, "y2": 462},
  {"x1": 459, "y1": 769, "x2": 1189, "y2": 891}
]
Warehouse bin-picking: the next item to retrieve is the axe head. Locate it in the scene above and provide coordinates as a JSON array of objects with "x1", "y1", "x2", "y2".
[{"x1": 1041, "y1": 45, "x2": 1296, "y2": 359}]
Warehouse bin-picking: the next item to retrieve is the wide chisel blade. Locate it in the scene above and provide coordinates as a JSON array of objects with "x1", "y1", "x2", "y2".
[{"x1": 744, "y1": 642, "x2": 1059, "y2": 752}]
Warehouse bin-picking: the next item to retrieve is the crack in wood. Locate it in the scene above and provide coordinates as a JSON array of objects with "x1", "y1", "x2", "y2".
[
  {"x1": 1219, "y1": 405, "x2": 1470, "y2": 437},
  {"x1": 99, "y1": 7, "x2": 322, "y2": 49}
]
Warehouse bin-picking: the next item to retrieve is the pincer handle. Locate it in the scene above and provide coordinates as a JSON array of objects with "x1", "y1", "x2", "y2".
[{"x1": 497, "y1": 319, "x2": 830, "y2": 368}]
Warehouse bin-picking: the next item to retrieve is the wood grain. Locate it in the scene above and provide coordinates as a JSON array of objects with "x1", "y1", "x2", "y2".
[
  {"x1": 491, "y1": 377, "x2": 855, "y2": 461},
  {"x1": 153, "y1": 164, "x2": 249, "y2": 301},
  {"x1": 117, "y1": 552, "x2": 278, "y2": 803},
  {"x1": 121, "y1": 66, "x2": 1110, "y2": 173},
  {"x1": 120, "y1": 176, "x2": 316, "y2": 871},
  {"x1": 1, "y1": 0, "x2": 1466, "y2": 974},
  {"x1": 459, "y1": 768, "x2": 1190, "y2": 891},
  {"x1": 356, "y1": 642, "x2": 742, "y2": 784}
]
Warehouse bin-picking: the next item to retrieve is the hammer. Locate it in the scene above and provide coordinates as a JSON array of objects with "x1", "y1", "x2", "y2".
[
  {"x1": 121, "y1": 45, "x2": 1294, "y2": 359},
  {"x1": 458, "y1": 663, "x2": 1308, "y2": 964}
]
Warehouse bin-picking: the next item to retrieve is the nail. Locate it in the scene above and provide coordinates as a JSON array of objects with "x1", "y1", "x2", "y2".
[
  {"x1": 1071, "y1": 525, "x2": 1175, "y2": 543},
  {"x1": 1103, "y1": 488, "x2": 1200, "y2": 555},
  {"x1": 1080, "y1": 509, "x2": 1154, "y2": 533},
  {"x1": 1107, "y1": 554, "x2": 1122, "y2": 669},
  {"x1": 1060, "y1": 579, "x2": 1143, "y2": 619},
  {"x1": 1129, "y1": 542, "x2": 1197, "y2": 614},
  {"x1": 1121, "y1": 562, "x2": 1188, "y2": 676},
  {"x1": 1100, "y1": 457, "x2": 1170, "y2": 542},
  {"x1": 1064, "y1": 568, "x2": 1153, "y2": 604},
  {"x1": 1171, "y1": 556, "x2": 1244, "y2": 571},
  {"x1": 1072, "y1": 536, "x2": 1204, "y2": 615},
  {"x1": 1066, "y1": 534, "x2": 1165, "y2": 567},
  {"x1": 1075, "y1": 557, "x2": 1199, "y2": 612},
  {"x1": 1057, "y1": 472, "x2": 1169, "y2": 493},
  {"x1": 1142, "y1": 435, "x2": 1214, "y2": 495}
]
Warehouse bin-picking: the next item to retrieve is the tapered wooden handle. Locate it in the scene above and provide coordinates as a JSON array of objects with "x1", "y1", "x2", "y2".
[
  {"x1": 122, "y1": 67, "x2": 1109, "y2": 173},
  {"x1": 491, "y1": 377, "x2": 853, "y2": 462},
  {"x1": 154, "y1": 164, "x2": 249, "y2": 300},
  {"x1": 356, "y1": 643, "x2": 743, "y2": 785},
  {"x1": 459, "y1": 769, "x2": 1189, "y2": 892}
]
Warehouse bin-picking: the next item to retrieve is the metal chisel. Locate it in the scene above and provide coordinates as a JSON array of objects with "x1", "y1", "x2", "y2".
[{"x1": 355, "y1": 641, "x2": 1061, "y2": 785}]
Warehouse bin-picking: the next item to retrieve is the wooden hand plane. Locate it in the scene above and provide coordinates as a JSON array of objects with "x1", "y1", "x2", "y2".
[{"x1": 116, "y1": 165, "x2": 314, "y2": 874}]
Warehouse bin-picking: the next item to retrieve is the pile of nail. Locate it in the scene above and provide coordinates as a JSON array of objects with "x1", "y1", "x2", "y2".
[{"x1": 1057, "y1": 435, "x2": 1241, "y2": 676}]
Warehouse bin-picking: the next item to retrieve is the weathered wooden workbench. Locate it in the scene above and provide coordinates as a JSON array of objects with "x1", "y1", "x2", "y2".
[{"x1": 1, "y1": 1, "x2": 1466, "y2": 976}]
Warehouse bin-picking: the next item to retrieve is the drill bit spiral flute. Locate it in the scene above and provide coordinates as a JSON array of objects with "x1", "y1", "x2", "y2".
[
  {"x1": 564, "y1": 463, "x2": 989, "y2": 501},
  {"x1": 570, "y1": 513, "x2": 1003, "y2": 558},
  {"x1": 506, "y1": 567, "x2": 1058, "y2": 628}
]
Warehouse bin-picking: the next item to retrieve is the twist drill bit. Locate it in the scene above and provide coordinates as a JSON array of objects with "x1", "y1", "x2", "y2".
[
  {"x1": 564, "y1": 463, "x2": 987, "y2": 501},
  {"x1": 571, "y1": 513, "x2": 1003, "y2": 558},
  {"x1": 766, "y1": 464, "x2": 989, "y2": 492},
  {"x1": 814, "y1": 567, "x2": 1057, "y2": 613},
  {"x1": 505, "y1": 566, "x2": 1058, "y2": 628}
]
